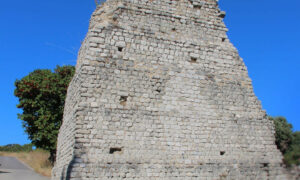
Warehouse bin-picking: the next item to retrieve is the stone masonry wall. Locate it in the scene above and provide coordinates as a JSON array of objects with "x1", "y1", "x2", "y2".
[{"x1": 53, "y1": 0, "x2": 289, "y2": 179}]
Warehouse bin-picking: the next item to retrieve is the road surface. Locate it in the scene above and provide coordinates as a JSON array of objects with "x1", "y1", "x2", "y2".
[{"x1": 0, "y1": 156, "x2": 50, "y2": 180}]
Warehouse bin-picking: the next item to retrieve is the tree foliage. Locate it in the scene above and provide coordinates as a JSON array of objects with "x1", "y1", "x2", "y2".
[
  {"x1": 284, "y1": 131, "x2": 300, "y2": 166},
  {"x1": 270, "y1": 116, "x2": 300, "y2": 167},
  {"x1": 14, "y1": 65, "x2": 75, "y2": 163},
  {"x1": 269, "y1": 116, "x2": 294, "y2": 154}
]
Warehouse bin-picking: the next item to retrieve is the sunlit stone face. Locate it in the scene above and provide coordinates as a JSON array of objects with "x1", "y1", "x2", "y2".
[{"x1": 52, "y1": 0, "x2": 288, "y2": 179}]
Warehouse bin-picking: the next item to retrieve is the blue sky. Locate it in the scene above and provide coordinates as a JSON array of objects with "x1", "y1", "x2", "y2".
[{"x1": 0, "y1": 0, "x2": 299, "y2": 146}]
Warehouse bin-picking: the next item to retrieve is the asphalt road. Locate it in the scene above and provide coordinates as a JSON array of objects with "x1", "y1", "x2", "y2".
[{"x1": 0, "y1": 156, "x2": 50, "y2": 180}]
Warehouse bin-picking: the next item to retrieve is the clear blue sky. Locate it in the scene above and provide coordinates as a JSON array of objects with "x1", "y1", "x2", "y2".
[{"x1": 0, "y1": 0, "x2": 299, "y2": 146}]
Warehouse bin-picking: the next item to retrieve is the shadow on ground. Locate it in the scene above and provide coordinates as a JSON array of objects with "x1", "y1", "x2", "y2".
[{"x1": 0, "y1": 170, "x2": 10, "y2": 174}]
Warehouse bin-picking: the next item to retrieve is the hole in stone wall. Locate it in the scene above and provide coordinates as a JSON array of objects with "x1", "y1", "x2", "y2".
[
  {"x1": 118, "y1": 47, "x2": 123, "y2": 52},
  {"x1": 172, "y1": 27, "x2": 176, "y2": 32},
  {"x1": 190, "y1": 57, "x2": 197, "y2": 63},
  {"x1": 220, "y1": 151, "x2": 225, "y2": 156},
  {"x1": 193, "y1": 5, "x2": 202, "y2": 9},
  {"x1": 109, "y1": 147, "x2": 122, "y2": 154},
  {"x1": 188, "y1": 0, "x2": 202, "y2": 9},
  {"x1": 263, "y1": 163, "x2": 269, "y2": 168},
  {"x1": 120, "y1": 96, "x2": 128, "y2": 106},
  {"x1": 222, "y1": 38, "x2": 226, "y2": 42}
]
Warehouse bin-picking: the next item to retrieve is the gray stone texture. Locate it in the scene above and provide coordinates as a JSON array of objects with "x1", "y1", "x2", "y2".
[{"x1": 52, "y1": 0, "x2": 290, "y2": 179}]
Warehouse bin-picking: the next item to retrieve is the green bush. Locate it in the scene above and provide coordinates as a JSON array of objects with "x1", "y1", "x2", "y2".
[{"x1": 0, "y1": 143, "x2": 33, "y2": 152}]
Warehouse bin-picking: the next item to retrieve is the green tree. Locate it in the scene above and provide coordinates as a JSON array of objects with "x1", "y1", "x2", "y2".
[
  {"x1": 269, "y1": 116, "x2": 293, "y2": 154},
  {"x1": 14, "y1": 65, "x2": 75, "y2": 163},
  {"x1": 284, "y1": 131, "x2": 300, "y2": 167},
  {"x1": 270, "y1": 116, "x2": 300, "y2": 167}
]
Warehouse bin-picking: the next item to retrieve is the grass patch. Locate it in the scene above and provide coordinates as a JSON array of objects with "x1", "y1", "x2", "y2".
[{"x1": 0, "y1": 150, "x2": 52, "y2": 177}]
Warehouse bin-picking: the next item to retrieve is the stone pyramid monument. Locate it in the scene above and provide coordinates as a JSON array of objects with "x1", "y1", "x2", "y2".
[{"x1": 52, "y1": 0, "x2": 289, "y2": 179}]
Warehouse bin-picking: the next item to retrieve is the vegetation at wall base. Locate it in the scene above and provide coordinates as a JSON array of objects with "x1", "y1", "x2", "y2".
[{"x1": 0, "y1": 148, "x2": 52, "y2": 177}]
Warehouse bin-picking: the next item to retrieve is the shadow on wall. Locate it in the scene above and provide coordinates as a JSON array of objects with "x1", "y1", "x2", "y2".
[{"x1": 61, "y1": 157, "x2": 75, "y2": 180}]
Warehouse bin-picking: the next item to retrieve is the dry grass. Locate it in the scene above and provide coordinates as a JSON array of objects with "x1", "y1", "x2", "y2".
[{"x1": 0, "y1": 150, "x2": 52, "y2": 177}]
